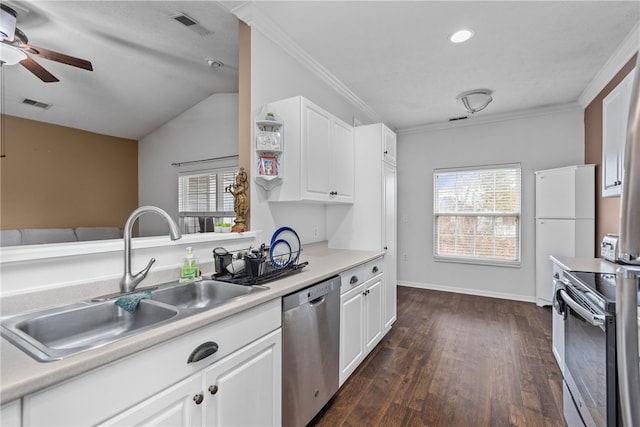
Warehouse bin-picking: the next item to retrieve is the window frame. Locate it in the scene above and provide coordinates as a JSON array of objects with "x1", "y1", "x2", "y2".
[
  {"x1": 433, "y1": 163, "x2": 522, "y2": 268},
  {"x1": 178, "y1": 167, "x2": 238, "y2": 233}
]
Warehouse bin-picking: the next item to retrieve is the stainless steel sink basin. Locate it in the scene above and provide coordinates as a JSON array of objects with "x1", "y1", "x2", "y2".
[
  {"x1": 1, "y1": 299, "x2": 178, "y2": 362},
  {"x1": 1, "y1": 280, "x2": 267, "y2": 362},
  {"x1": 151, "y1": 280, "x2": 266, "y2": 312}
]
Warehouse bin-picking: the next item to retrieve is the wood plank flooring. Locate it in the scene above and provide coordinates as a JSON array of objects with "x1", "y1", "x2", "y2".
[{"x1": 310, "y1": 286, "x2": 566, "y2": 427}]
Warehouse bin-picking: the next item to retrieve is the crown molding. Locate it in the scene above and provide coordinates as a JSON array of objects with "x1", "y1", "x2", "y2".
[
  {"x1": 225, "y1": 2, "x2": 385, "y2": 124},
  {"x1": 578, "y1": 22, "x2": 639, "y2": 107},
  {"x1": 398, "y1": 103, "x2": 581, "y2": 135}
]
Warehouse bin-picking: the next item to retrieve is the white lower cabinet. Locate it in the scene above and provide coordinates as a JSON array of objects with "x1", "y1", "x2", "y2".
[
  {"x1": 22, "y1": 300, "x2": 281, "y2": 427},
  {"x1": 339, "y1": 272, "x2": 383, "y2": 386},
  {"x1": 102, "y1": 330, "x2": 281, "y2": 427},
  {"x1": 1, "y1": 400, "x2": 21, "y2": 427}
]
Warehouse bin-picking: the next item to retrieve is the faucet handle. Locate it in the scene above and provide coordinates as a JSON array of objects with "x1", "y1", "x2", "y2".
[{"x1": 135, "y1": 257, "x2": 156, "y2": 282}]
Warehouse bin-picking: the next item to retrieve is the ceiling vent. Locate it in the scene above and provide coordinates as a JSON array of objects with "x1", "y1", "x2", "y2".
[
  {"x1": 171, "y1": 13, "x2": 213, "y2": 36},
  {"x1": 22, "y1": 98, "x2": 51, "y2": 109}
]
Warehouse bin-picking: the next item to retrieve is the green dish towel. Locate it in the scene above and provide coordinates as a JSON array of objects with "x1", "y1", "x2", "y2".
[{"x1": 114, "y1": 290, "x2": 152, "y2": 313}]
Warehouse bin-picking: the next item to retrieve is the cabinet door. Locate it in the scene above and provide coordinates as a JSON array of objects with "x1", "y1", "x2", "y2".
[
  {"x1": 364, "y1": 278, "x2": 384, "y2": 352},
  {"x1": 100, "y1": 375, "x2": 202, "y2": 427},
  {"x1": 383, "y1": 163, "x2": 397, "y2": 330},
  {"x1": 331, "y1": 117, "x2": 355, "y2": 202},
  {"x1": 203, "y1": 330, "x2": 281, "y2": 427},
  {"x1": 603, "y1": 70, "x2": 635, "y2": 197},
  {"x1": 340, "y1": 284, "x2": 365, "y2": 385},
  {"x1": 1, "y1": 400, "x2": 21, "y2": 427},
  {"x1": 302, "y1": 101, "x2": 332, "y2": 201},
  {"x1": 383, "y1": 126, "x2": 397, "y2": 165}
]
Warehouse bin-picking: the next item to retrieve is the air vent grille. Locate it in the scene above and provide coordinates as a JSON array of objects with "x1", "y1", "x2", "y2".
[
  {"x1": 171, "y1": 13, "x2": 213, "y2": 36},
  {"x1": 22, "y1": 98, "x2": 51, "y2": 109}
]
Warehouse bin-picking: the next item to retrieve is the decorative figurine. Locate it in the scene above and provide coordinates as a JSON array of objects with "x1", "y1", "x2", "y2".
[{"x1": 226, "y1": 167, "x2": 248, "y2": 232}]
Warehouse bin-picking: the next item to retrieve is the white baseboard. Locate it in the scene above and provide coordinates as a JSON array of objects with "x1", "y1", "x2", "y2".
[{"x1": 398, "y1": 281, "x2": 537, "y2": 304}]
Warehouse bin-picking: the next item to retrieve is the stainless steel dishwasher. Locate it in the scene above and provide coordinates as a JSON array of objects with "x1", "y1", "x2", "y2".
[{"x1": 282, "y1": 275, "x2": 341, "y2": 427}]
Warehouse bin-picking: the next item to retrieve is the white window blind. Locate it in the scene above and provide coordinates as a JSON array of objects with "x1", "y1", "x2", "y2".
[
  {"x1": 433, "y1": 164, "x2": 521, "y2": 266},
  {"x1": 178, "y1": 168, "x2": 237, "y2": 233}
]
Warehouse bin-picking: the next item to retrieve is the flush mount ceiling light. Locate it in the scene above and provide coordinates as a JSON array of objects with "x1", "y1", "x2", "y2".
[
  {"x1": 449, "y1": 29, "x2": 474, "y2": 43},
  {"x1": 457, "y1": 89, "x2": 493, "y2": 114}
]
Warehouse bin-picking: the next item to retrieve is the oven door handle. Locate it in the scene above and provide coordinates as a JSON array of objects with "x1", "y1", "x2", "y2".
[{"x1": 559, "y1": 289, "x2": 605, "y2": 326}]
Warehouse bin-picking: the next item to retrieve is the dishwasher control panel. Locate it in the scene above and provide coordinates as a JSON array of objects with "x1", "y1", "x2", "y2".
[{"x1": 299, "y1": 280, "x2": 336, "y2": 305}]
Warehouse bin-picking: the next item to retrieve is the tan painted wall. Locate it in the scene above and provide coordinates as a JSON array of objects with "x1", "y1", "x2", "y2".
[
  {"x1": 585, "y1": 53, "x2": 637, "y2": 253},
  {"x1": 0, "y1": 115, "x2": 138, "y2": 230}
]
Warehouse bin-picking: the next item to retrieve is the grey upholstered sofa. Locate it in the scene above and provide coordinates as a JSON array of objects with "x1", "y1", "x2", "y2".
[{"x1": 0, "y1": 227, "x2": 123, "y2": 247}]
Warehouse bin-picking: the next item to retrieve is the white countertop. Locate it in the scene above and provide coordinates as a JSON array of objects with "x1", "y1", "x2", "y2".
[
  {"x1": 550, "y1": 255, "x2": 619, "y2": 274},
  {"x1": 0, "y1": 242, "x2": 382, "y2": 404}
]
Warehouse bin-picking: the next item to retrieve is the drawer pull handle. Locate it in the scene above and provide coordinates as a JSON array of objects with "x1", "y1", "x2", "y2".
[
  {"x1": 350, "y1": 275, "x2": 359, "y2": 284},
  {"x1": 193, "y1": 394, "x2": 204, "y2": 405},
  {"x1": 209, "y1": 385, "x2": 219, "y2": 395},
  {"x1": 372, "y1": 266, "x2": 379, "y2": 274},
  {"x1": 187, "y1": 341, "x2": 219, "y2": 364}
]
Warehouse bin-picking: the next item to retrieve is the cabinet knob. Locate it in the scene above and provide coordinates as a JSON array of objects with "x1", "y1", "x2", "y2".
[
  {"x1": 615, "y1": 180, "x2": 622, "y2": 186},
  {"x1": 193, "y1": 394, "x2": 204, "y2": 405},
  {"x1": 209, "y1": 385, "x2": 219, "y2": 395},
  {"x1": 384, "y1": 150, "x2": 388, "y2": 155},
  {"x1": 350, "y1": 275, "x2": 359, "y2": 285},
  {"x1": 372, "y1": 266, "x2": 379, "y2": 274}
]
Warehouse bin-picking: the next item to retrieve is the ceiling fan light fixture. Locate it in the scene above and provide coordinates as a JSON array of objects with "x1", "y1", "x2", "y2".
[
  {"x1": 457, "y1": 89, "x2": 493, "y2": 114},
  {"x1": 0, "y1": 43, "x2": 26, "y2": 65},
  {"x1": 0, "y1": 4, "x2": 18, "y2": 41}
]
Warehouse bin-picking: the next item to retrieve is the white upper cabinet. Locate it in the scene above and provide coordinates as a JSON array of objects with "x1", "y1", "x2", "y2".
[
  {"x1": 602, "y1": 69, "x2": 635, "y2": 198},
  {"x1": 383, "y1": 126, "x2": 397, "y2": 165},
  {"x1": 266, "y1": 96, "x2": 354, "y2": 203}
]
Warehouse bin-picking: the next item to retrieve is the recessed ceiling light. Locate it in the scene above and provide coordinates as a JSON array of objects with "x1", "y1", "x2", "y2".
[{"x1": 449, "y1": 29, "x2": 474, "y2": 43}]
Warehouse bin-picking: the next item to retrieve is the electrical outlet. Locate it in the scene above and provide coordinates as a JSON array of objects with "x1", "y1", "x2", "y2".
[
  {"x1": 402, "y1": 252, "x2": 408, "y2": 261},
  {"x1": 313, "y1": 226, "x2": 319, "y2": 237}
]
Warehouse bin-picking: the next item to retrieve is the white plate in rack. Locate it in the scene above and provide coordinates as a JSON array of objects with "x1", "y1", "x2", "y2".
[{"x1": 270, "y1": 227, "x2": 301, "y2": 264}]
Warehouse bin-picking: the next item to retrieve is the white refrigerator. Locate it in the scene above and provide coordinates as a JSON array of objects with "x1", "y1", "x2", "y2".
[{"x1": 534, "y1": 164, "x2": 595, "y2": 306}]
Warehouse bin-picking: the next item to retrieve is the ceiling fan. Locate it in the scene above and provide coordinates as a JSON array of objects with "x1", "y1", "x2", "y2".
[{"x1": 0, "y1": 3, "x2": 93, "y2": 82}]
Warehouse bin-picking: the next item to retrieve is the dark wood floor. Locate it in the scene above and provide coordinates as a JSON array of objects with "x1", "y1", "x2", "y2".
[{"x1": 311, "y1": 286, "x2": 566, "y2": 427}]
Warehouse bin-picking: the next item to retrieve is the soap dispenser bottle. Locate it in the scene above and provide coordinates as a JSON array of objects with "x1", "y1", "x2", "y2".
[{"x1": 180, "y1": 247, "x2": 201, "y2": 282}]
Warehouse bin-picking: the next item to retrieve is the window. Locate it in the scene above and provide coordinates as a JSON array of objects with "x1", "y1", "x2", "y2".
[
  {"x1": 433, "y1": 164, "x2": 521, "y2": 266},
  {"x1": 178, "y1": 168, "x2": 237, "y2": 233}
]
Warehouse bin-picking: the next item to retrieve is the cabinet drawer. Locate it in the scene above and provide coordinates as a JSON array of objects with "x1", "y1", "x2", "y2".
[
  {"x1": 23, "y1": 299, "x2": 281, "y2": 427},
  {"x1": 365, "y1": 258, "x2": 383, "y2": 280},
  {"x1": 339, "y1": 265, "x2": 367, "y2": 294}
]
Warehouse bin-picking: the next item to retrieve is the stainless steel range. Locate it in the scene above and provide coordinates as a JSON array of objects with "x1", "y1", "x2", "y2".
[{"x1": 554, "y1": 270, "x2": 640, "y2": 427}]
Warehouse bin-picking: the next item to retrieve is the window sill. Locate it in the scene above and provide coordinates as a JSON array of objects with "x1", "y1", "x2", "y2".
[{"x1": 434, "y1": 256, "x2": 521, "y2": 268}]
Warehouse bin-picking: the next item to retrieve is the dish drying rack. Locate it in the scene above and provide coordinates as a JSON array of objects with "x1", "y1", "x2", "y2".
[{"x1": 212, "y1": 246, "x2": 307, "y2": 286}]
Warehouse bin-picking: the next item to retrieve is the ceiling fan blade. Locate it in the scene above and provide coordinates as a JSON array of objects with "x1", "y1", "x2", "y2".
[
  {"x1": 19, "y1": 55, "x2": 59, "y2": 83},
  {"x1": 20, "y1": 44, "x2": 93, "y2": 71}
]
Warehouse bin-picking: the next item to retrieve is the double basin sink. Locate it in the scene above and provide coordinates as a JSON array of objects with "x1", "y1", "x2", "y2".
[{"x1": 1, "y1": 280, "x2": 267, "y2": 362}]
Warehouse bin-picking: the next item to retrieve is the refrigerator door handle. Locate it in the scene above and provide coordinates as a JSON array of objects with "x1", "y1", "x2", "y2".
[{"x1": 616, "y1": 268, "x2": 640, "y2": 427}]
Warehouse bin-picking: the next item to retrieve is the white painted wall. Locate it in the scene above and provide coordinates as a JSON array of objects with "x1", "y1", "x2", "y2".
[
  {"x1": 138, "y1": 93, "x2": 239, "y2": 236},
  {"x1": 397, "y1": 106, "x2": 585, "y2": 301},
  {"x1": 249, "y1": 29, "x2": 375, "y2": 244}
]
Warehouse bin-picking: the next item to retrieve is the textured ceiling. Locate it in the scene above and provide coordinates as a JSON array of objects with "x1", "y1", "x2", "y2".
[
  {"x1": 251, "y1": 1, "x2": 640, "y2": 129},
  {"x1": 3, "y1": 1, "x2": 639, "y2": 138},
  {"x1": 3, "y1": 1, "x2": 239, "y2": 139}
]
